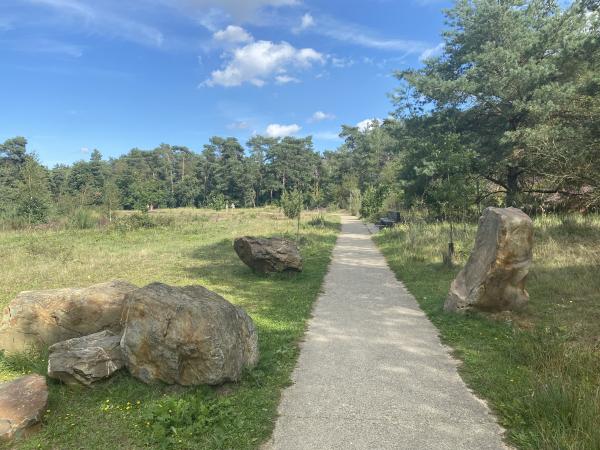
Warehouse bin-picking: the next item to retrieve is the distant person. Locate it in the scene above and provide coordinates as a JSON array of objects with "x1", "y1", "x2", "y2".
[{"x1": 231, "y1": 202, "x2": 236, "y2": 210}]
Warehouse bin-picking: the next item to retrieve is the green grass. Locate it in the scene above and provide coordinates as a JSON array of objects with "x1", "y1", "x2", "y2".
[
  {"x1": 374, "y1": 214, "x2": 600, "y2": 450},
  {"x1": 0, "y1": 207, "x2": 340, "y2": 449}
]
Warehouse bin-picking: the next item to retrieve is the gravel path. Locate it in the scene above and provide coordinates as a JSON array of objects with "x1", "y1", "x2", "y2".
[{"x1": 266, "y1": 216, "x2": 508, "y2": 450}]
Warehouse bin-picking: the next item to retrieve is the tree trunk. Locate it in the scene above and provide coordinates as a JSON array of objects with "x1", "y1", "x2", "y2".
[{"x1": 505, "y1": 165, "x2": 520, "y2": 207}]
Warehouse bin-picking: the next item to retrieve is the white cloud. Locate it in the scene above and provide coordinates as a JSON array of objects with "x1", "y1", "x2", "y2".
[
  {"x1": 6, "y1": 38, "x2": 84, "y2": 57},
  {"x1": 203, "y1": 40, "x2": 324, "y2": 87},
  {"x1": 357, "y1": 118, "x2": 382, "y2": 132},
  {"x1": 227, "y1": 120, "x2": 250, "y2": 129},
  {"x1": 265, "y1": 123, "x2": 301, "y2": 138},
  {"x1": 171, "y1": 0, "x2": 300, "y2": 23},
  {"x1": 26, "y1": 0, "x2": 165, "y2": 48},
  {"x1": 309, "y1": 111, "x2": 335, "y2": 122},
  {"x1": 300, "y1": 13, "x2": 314, "y2": 28},
  {"x1": 419, "y1": 42, "x2": 444, "y2": 61},
  {"x1": 213, "y1": 25, "x2": 253, "y2": 44},
  {"x1": 275, "y1": 74, "x2": 300, "y2": 84},
  {"x1": 313, "y1": 131, "x2": 341, "y2": 140},
  {"x1": 293, "y1": 12, "x2": 314, "y2": 32},
  {"x1": 331, "y1": 56, "x2": 354, "y2": 68},
  {"x1": 311, "y1": 15, "x2": 430, "y2": 53},
  {"x1": 80, "y1": 147, "x2": 90, "y2": 154}
]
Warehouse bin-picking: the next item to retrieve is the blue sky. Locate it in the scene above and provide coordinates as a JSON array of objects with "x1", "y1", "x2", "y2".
[{"x1": 0, "y1": 0, "x2": 452, "y2": 166}]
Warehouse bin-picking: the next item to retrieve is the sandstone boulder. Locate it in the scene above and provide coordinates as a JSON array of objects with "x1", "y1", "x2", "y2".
[
  {"x1": 0, "y1": 374, "x2": 48, "y2": 441},
  {"x1": 120, "y1": 283, "x2": 259, "y2": 386},
  {"x1": 234, "y1": 236, "x2": 302, "y2": 273},
  {"x1": 47, "y1": 330, "x2": 124, "y2": 386},
  {"x1": 0, "y1": 280, "x2": 137, "y2": 354},
  {"x1": 444, "y1": 207, "x2": 533, "y2": 313}
]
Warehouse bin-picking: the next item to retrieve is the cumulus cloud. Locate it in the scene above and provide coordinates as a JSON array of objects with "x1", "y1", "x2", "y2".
[
  {"x1": 357, "y1": 118, "x2": 382, "y2": 132},
  {"x1": 213, "y1": 25, "x2": 253, "y2": 43},
  {"x1": 203, "y1": 40, "x2": 324, "y2": 87},
  {"x1": 309, "y1": 111, "x2": 335, "y2": 122},
  {"x1": 265, "y1": 123, "x2": 301, "y2": 138},
  {"x1": 419, "y1": 42, "x2": 444, "y2": 61}
]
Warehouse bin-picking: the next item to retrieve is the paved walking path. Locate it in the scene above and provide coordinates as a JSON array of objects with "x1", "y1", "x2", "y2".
[{"x1": 267, "y1": 216, "x2": 507, "y2": 450}]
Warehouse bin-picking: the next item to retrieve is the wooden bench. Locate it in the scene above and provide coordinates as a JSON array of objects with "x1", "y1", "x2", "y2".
[{"x1": 378, "y1": 211, "x2": 402, "y2": 228}]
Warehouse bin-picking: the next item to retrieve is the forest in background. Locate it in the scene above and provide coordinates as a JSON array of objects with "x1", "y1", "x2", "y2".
[{"x1": 1, "y1": 0, "x2": 598, "y2": 228}]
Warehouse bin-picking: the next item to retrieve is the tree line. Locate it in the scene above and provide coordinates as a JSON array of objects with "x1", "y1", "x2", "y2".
[{"x1": 1, "y1": 0, "x2": 598, "y2": 226}]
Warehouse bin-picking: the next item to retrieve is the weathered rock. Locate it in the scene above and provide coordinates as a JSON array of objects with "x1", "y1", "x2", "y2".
[
  {"x1": 0, "y1": 374, "x2": 48, "y2": 441},
  {"x1": 444, "y1": 207, "x2": 533, "y2": 313},
  {"x1": 120, "y1": 283, "x2": 259, "y2": 386},
  {"x1": 47, "y1": 330, "x2": 124, "y2": 386},
  {"x1": 233, "y1": 236, "x2": 303, "y2": 273},
  {"x1": 0, "y1": 280, "x2": 137, "y2": 354}
]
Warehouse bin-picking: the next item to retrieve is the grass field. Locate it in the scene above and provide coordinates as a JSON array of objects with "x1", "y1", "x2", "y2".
[
  {"x1": 374, "y1": 214, "x2": 600, "y2": 450},
  {"x1": 0, "y1": 207, "x2": 339, "y2": 449}
]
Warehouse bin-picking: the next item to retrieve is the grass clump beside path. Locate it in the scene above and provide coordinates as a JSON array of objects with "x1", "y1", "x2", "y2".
[
  {"x1": 374, "y1": 214, "x2": 600, "y2": 450},
  {"x1": 0, "y1": 207, "x2": 339, "y2": 450}
]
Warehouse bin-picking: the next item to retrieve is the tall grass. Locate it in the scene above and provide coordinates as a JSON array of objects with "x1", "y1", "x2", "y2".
[
  {"x1": 0, "y1": 207, "x2": 339, "y2": 450},
  {"x1": 374, "y1": 213, "x2": 600, "y2": 449}
]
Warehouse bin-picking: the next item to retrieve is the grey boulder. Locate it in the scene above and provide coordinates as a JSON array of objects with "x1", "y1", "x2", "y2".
[
  {"x1": 445, "y1": 207, "x2": 533, "y2": 313},
  {"x1": 47, "y1": 330, "x2": 125, "y2": 386},
  {"x1": 234, "y1": 236, "x2": 302, "y2": 273},
  {"x1": 120, "y1": 283, "x2": 259, "y2": 386},
  {"x1": 0, "y1": 374, "x2": 48, "y2": 441},
  {"x1": 0, "y1": 280, "x2": 137, "y2": 354}
]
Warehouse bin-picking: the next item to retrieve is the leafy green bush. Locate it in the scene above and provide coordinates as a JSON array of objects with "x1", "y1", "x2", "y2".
[
  {"x1": 16, "y1": 196, "x2": 49, "y2": 225},
  {"x1": 112, "y1": 212, "x2": 159, "y2": 232},
  {"x1": 281, "y1": 190, "x2": 303, "y2": 220},
  {"x1": 360, "y1": 185, "x2": 387, "y2": 220},
  {"x1": 69, "y1": 208, "x2": 99, "y2": 229},
  {"x1": 207, "y1": 193, "x2": 226, "y2": 211}
]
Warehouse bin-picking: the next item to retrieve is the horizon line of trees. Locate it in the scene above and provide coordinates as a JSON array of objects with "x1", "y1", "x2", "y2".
[{"x1": 1, "y1": 0, "x2": 598, "y2": 227}]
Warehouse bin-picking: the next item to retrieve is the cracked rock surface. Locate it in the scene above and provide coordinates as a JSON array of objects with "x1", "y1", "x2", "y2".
[
  {"x1": 120, "y1": 283, "x2": 259, "y2": 386},
  {"x1": 445, "y1": 207, "x2": 533, "y2": 313},
  {"x1": 0, "y1": 374, "x2": 48, "y2": 441},
  {"x1": 234, "y1": 236, "x2": 303, "y2": 273},
  {"x1": 48, "y1": 330, "x2": 125, "y2": 386},
  {"x1": 0, "y1": 280, "x2": 137, "y2": 354}
]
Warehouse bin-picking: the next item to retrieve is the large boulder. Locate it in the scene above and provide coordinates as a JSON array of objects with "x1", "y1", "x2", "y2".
[
  {"x1": 47, "y1": 330, "x2": 124, "y2": 386},
  {"x1": 120, "y1": 283, "x2": 259, "y2": 386},
  {"x1": 0, "y1": 280, "x2": 137, "y2": 354},
  {"x1": 234, "y1": 236, "x2": 302, "y2": 273},
  {"x1": 444, "y1": 207, "x2": 533, "y2": 313},
  {"x1": 0, "y1": 374, "x2": 48, "y2": 441}
]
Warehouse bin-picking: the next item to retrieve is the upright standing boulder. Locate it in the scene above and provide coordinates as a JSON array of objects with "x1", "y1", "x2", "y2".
[
  {"x1": 234, "y1": 236, "x2": 303, "y2": 273},
  {"x1": 47, "y1": 330, "x2": 125, "y2": 386},
  {"x1": 120, "y1": 283, "x2": 259, "y2": 386},
  {"x1": 0, "y1": 374, "x2": 48, "y2": 441},
  {"x1": 0, "y1": 280, "x2": 137, "y2": 353},
  {"x1": 444, "y1": 207, "x2": 533, "y2": 313}
]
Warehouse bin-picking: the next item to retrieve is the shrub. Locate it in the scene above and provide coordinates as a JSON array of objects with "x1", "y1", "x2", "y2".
[
  {"x1": 69, "y1": 208, "x2": 99, "y2": 229},
  {"x1": 112, "y1": 212, "x2": 158, "y2": 232}
]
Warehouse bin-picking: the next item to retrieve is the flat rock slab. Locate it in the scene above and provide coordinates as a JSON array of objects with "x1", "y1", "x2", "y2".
[
  {"x1": 267, "y1": 216, "x2": 508, "y2": 450},
  {"x1": 48, "y1": 330, "x2": 124, "y2": 386},
  {"x1": 0, "y1": 374, "x2": 48, "y2": 441},
  {"x1": 0, "y1": 280, "x2": 137, "y2": 354}
]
